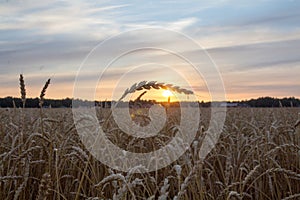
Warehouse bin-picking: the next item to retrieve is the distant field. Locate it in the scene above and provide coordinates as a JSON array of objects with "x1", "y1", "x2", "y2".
[{"x1": 0, "y1": 108, "x2": 299, "y2": 199}]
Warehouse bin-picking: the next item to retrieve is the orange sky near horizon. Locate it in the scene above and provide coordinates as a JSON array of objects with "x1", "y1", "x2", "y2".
[{"x1": 1, "y1": 81, "x2": 298, "y2": 102}]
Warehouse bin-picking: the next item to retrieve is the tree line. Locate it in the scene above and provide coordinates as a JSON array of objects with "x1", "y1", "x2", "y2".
[{"x1": 0, "y1": 96, "x2": 299, "y2": 108}]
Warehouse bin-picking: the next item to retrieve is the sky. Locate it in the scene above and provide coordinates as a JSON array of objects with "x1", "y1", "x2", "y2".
[{"x1": 0, "y1": 0, "x2": 299, "y2": 101}]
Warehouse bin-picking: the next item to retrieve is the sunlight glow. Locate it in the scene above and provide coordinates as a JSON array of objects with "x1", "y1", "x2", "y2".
[{"x1": 162, "y1": 90, "x2": 173, "y2": 98}]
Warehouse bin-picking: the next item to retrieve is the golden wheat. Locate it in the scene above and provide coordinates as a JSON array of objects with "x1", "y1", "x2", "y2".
[{"x1": 0, "y1": 78, "x2": 299, "y2": 199}]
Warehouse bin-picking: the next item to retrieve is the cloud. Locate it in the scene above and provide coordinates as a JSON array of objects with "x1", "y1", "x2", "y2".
[
  {"x1": 206, "y1": 38, "x2": 300, "y2": 71},
  {"x1": 165, "y1": 18, "x2": 198, "y2": 31},
  {"x1": 0, "y1": 0, "x2": 300, "y2": 100}
]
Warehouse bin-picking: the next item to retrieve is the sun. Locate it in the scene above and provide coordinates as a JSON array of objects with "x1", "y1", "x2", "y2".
[{"x1": 162, "y1": 90, "x2": 173, "y2": 97}]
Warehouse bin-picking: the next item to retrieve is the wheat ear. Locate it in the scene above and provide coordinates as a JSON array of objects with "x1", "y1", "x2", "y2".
[
  {"x1": 39, "y1": 78, "x2": 51, "y2": 107},
  {"x1": 36, "y1": 173, "x2": 52, "y2": 200},
  {"x1": 119, "y1": 81, "x2": 193, "y2": 101},
  {"x1": 19, "y1": 74, "x2": 26, "y2": 108}
]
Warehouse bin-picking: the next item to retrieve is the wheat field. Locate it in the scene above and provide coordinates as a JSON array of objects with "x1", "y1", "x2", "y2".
[{"x1": 0, "y1": 107, "x2": 299, "y2": 200}]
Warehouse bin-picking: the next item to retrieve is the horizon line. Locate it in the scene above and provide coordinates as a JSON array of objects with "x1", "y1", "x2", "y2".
[{"x1": 1, "y1": 95, "x2": 299, "y2": 103}]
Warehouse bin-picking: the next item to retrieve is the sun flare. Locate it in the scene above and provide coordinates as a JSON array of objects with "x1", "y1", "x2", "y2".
[{"x1": 162, "y1": 90, "x2": 173, "y2": 97}]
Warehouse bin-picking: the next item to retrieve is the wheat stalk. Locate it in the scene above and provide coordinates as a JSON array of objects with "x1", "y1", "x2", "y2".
[
  {"x1": 295, "y1": 113, "x2": 300, "y2": 146},
  {"x1": 133, "y1": 91, "x2": 147, "y2": 102},
  {"x1": 13, "y1": 158, "x2": 30, "y2": 200},
  {"x1": 282, "y1": 193, "x2": 300, "y2": 200}
]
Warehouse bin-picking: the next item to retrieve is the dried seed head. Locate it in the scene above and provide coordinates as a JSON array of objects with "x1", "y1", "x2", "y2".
[
  {"x1": 19, "y1": 74, "x2": 26, "y2": 105},
  {"x1": 119, "y1": 81, "x2": 194, "y2": 101},
  {"x1": 39, "y1": 78, "x2": 51, "y2": 107},
  {"x1": 36, "y1": 173, "x2": 52, "y2": 200}
]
